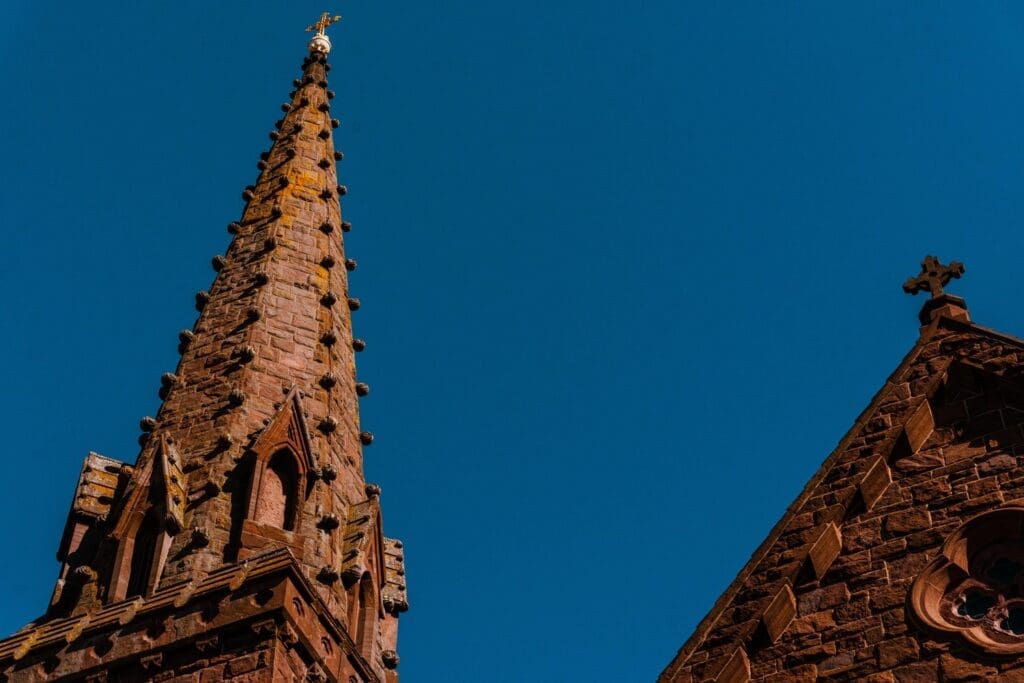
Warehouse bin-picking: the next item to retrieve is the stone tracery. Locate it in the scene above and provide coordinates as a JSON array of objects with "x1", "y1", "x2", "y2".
[{"x1": 911, "y1": 507, "x2": 1024, "y2": 653}]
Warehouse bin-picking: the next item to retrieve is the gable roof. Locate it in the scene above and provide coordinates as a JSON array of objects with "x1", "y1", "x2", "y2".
[
  {"x1": 659, "y1": 315, "x2": 1024, "y2": 681},
  {"x1": 249, "y1": 386, "x2": 317, "y2": 473}
]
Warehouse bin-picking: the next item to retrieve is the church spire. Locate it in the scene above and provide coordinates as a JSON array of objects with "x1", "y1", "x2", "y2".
[
  {"x1": 139, "y1": 11, "x2": 373, "y2": 589},
  {"x1": 1, "y1": 16, "x2": 407, "y2": 681}
]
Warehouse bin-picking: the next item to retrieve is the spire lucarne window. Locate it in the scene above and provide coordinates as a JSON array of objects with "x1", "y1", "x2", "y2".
[{"x1": 0, "y1": 14, "x2": 409, "y2": 682}]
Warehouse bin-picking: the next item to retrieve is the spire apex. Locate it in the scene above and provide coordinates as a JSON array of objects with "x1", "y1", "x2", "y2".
[{"x1": 306, "y1": 11, "x2": 341, "y2": 54}]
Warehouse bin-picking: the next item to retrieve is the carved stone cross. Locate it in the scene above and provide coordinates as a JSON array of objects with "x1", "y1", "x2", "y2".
[{"x1": 903, "y1": 256, "x2": 965, "y2": 299}]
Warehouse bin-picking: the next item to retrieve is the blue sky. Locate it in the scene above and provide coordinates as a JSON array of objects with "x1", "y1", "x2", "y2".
[{"x1": 3, "y1": 2, "x2": 1024, "y2": 681}]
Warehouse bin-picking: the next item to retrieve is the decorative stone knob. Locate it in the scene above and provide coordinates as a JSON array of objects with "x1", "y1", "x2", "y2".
[
  {"x1": 359, "y1": 431, "x2": 374, "y2": 446},
  {"x1": 365, "y1": 483, "x2": 381, "y2": 498},
  {"x1": 321, "y1": 255, "x2": 336, "y2": 269},
  {"x1": 316, "y1": 566, "x2": 339, "y2": 585},
  {"x1": 228, "y1": 388, "x2": 246, "y2": 407},
  {"x1": 318, "y1": 158, "x2": 331, "y2": 169},
  {"x1": 319, "y1": 373, "x2": 338, "y2": 390},
  {"x1": 217, "y1": 433, "x2": 234, "y2": 449},
  {"x1": 195, "y1": 291, "x2": 210, "y2": 311},
  {"x1": 352, "y1": 338, "x2": 366, "y2": 352},
  {"x1": 227, "y1": 221, "x2": 241, "y2": 234},
  {"x1": 318, "y1": 416, "x2": 338, "y2": 434},
  {"x1": 327, "y1": 90, "x2": 336, "y2": 100},
  {"x1": 381, "y1": 650, "x2": 400, "y2": 670},
  {"x1": 237, "y1": 345, "x2": 256, "y2": 364},
  {"x1": 211, "y1": 255, "x2": 226, "y2": 272},
  {"x1": 355, "y1": 382, "x2": 370, "y2": 397},
  {"x1": 317, "y1": 514, "x2": 341, "y2": 531},
  {"x1": 139, "y1": 416, "x2": 157, "y2": 432},
  {"x1": 264, "y1": 237, "x2": 277, "y2": 251},
  {"x1": 318, "y1": 129, "x2": 331, "y2": 140},
  {"x1": 333, "y1": 150, "x2": 343, "y2": 161},
  {"x1": 161, "y1": 373, "x2": 180, "y2": 389},
  {"x1": 347, "y1": 298, "x2": 361, "y2": 311},
  {"x1": 254, "y1": 272, "x2": 270, "y2": 286},
  {"x1": 191, "y1": 527, "x2": 211, "y2": 548},
  {"x1": 320, "y1": 464, "x2": 338, "y2": 482},
  {"x1": 337, "y1": 184, "x2": 348, "y2": 196},
  {"x1": 242, "y1": 186, "x2": 255, "y2": 201},
  {"x1": 178, "y1": 330, "x2": 196, "y2": 354},
  {"x1": 345, "y1": 259, "x2": 357, "y2": 271},
  {"x1": 246, "y1": 307, "x2": 261, "y2": 322},
  {"x1": 321, "y1": 331, "x2": 338, "y2": 347},
  {"x1": 320, "y1": 222, "x2": 334, "y2": 234},
  {"x1": 268, "y1": 131, "x2": 279, "y2": 141},
  {"x1": 331, "y1": 118, "x2": 340, "y2": 129},
  {"x1": 340, "y1": 220, "x2": 352, "y2": 232},
  {"x1": 321, "y1": 292, "x2": 338, "y2": 307}
]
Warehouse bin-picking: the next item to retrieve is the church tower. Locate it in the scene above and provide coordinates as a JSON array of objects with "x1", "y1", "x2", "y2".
[
  {"x1": 660, "y1": 258, "x2": 1024, "y2": 681},
  {"x1": 0, "y1": 15, "x2": 407, "y2": 682}
]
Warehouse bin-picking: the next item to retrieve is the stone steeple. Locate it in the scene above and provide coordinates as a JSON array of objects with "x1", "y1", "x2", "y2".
[
  {"x1": 0, "y1": 17, "x2": 407, "y2": 683},
  {"x1": 151, "y1": 17, "x2": 367, "y2": 588}
]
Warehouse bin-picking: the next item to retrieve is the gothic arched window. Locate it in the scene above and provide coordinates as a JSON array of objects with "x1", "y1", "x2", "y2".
[
  {"x1": 254, "y1": 449, "x2": 300, "y2": 531},
  {"x1": 125, "y1": 512, "x2": 161, "y2": 599}
]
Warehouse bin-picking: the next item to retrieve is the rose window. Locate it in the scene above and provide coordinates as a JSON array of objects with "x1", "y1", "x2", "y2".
[{"x1": 912, "y1": 507, "x2": 1024, "y2": 653}]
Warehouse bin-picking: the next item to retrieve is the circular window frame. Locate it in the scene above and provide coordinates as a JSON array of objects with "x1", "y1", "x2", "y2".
[{"x1": 911, "y1": 506, "x2": 1024, "y2": 654}]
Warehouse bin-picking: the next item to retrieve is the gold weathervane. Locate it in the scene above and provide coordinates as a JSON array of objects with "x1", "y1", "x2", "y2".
[{"x1": 307, "y1": 12, "x2": 342, "y2": 36}]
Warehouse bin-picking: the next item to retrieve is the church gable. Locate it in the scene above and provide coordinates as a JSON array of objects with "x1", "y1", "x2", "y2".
[{"x1": 662, "y1": 314, "x2": 1024, "y2": 682}]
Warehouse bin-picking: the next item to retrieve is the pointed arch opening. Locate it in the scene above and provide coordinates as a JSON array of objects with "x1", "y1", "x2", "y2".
[
  {"x1": 355, "y1": 572, "x2": 377, "y2": 657},
  {"x1": 254, "y1": 449, "x2": 300, "y2": 531},
  {"x1": 110, "y1": 508, "x2": 172, "y2": 602},
  {"x1": 126, "y1": 512, "x2": 160, "y2": 599}
]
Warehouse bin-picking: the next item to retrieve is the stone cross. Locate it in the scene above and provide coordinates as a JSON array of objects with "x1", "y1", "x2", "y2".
[
  {"x1": 903, "y1": 255, "x2": 965, "y2": 299},
  {"x1": 306, "y1": 12, "x2": 342, "y2": 36}
]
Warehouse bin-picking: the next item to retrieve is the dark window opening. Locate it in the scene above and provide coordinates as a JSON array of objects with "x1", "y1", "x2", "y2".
[
  {"x1": 126, "y1": 514, "x2": 160, "y2": 598},
  {"x1": 956, "y1": 590, "x2": 996, "y2": 620},
  {"x1": 1003, "y1": 607, "x2": 1024, "y2": 635}
]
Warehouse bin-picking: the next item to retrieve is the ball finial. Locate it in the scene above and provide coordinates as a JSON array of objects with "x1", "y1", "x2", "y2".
[{"x1": 306, "y1": 12, "x2": 341, "y2": 54}]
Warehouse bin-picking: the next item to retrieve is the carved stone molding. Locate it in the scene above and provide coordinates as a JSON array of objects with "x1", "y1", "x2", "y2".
[
  {"x1": 194, "y1": 634, "x2": 219, "y2": 653},
  {"x1": 139, "y1": 652, "x2": 163, "y2": 671}
]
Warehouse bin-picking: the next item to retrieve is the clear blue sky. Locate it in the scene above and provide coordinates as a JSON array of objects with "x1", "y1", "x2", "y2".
[{"x1": 2, "y1": 2, "x2": 1024, "y2": 681}]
